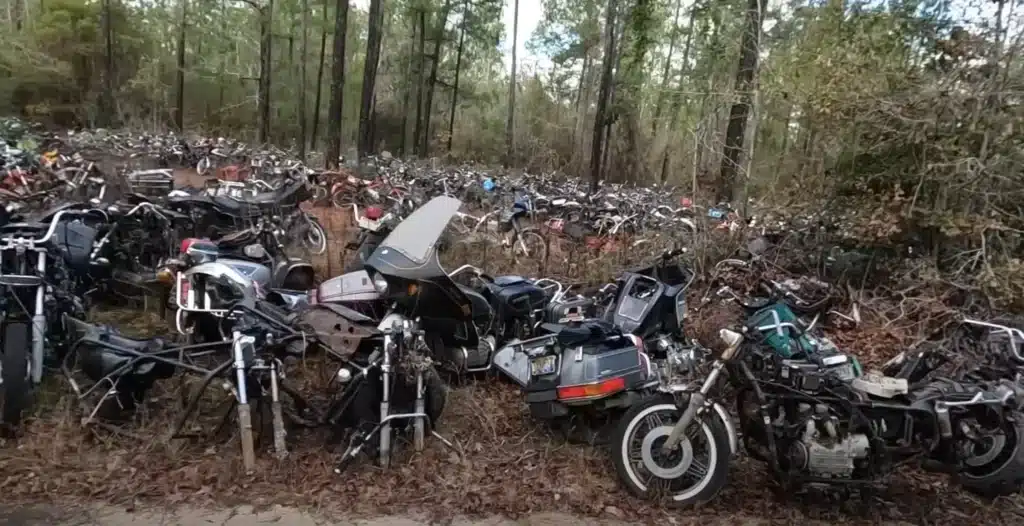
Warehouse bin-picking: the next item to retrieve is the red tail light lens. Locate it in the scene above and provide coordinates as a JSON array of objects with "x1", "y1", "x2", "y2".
[
  {"x1": 178, "y1": 279, "x2": 190, "y2": 305},
  {"x1": 556, "y1": 377, "x2": 626, "y2": 401},
  {"x1": 364, "y1": 206, "x2": 382, "y2": 220},
  {"x1": 180, "y1": 237, "x2": 200, "y2": 254}
]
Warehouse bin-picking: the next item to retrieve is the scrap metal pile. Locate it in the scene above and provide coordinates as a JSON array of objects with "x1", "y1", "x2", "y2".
[{"x1": 1, "y1": 119, "x2": 1023, "y2": 511}]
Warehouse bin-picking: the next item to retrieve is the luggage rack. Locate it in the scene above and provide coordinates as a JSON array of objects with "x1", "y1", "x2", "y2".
[{"x1": 126, "y1": 169, "x2": 175, "y2": 200}]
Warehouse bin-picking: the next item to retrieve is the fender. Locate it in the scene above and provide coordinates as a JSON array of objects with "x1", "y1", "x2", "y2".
[
  {"x1": 273, "y1": 258, "x2": 315, "y2": 290},
  {"x1": 711, "y1": 401, "x2": 739, "y2": 457}
]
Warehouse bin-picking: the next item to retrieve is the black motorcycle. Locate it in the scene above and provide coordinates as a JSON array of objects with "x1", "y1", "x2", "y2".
[
  {"x1": 165, "y1": 172, "x2": 313, "y2": 240},
  {"x1": 317, "y1": 196, "x2": 504, "y2": 375},
  {"x1": 612, "y1": 305, "x2": 1024, "y2": 506},
  {"x1": 0, "y1": 205, "x2": 96, "y2": 431}
]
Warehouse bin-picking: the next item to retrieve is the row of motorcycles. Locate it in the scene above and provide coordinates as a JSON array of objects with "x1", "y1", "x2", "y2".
[{"x1": 3, "y1": 181, "x2": 1024, "y2": 509}]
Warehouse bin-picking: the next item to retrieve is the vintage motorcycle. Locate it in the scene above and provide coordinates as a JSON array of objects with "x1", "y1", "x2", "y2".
[
  {"x1": 490, "y1": 249, "x2": 708, "y2": 443},
  {"x1": 612, "y1": 298, "x2": 1024, "y2": 506},
  {"x1": 171, "y1": 216, "x2": 315, "y2": 342},
  {"x1": 315, "y1": 196, "x2": 514, "y2": 374},
  {"x1": 0, "y1": 207, "x2": 96, "y2": 430}
]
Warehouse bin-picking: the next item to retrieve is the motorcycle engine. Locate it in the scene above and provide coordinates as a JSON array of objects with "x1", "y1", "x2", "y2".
[{"x1": 785, "y1": 403, "x2": 870, "y2": 478}]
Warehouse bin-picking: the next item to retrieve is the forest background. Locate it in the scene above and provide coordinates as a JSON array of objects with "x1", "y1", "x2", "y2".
[{"x1": 1, "y1": 0, "x2": 1023, "y2": 307}]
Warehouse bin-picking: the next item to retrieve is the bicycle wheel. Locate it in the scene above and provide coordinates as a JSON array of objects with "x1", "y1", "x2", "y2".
[{"x1": 514, "y1": 229, "x2": 548, "y2": 269}]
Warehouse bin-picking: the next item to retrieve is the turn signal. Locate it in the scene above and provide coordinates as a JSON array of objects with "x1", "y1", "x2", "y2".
[
  {"x1": 155, "y1": 267, "x2": 176, "y2": 286},
  {"x1": 557, "y1": 377, "x2": 626, "y2": 401}
]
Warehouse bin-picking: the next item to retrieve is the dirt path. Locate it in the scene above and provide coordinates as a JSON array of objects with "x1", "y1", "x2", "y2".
[
  {"x1": 2, "y1": 505, "x2": 635, "y2": 526},
  {"x1": 0, "y1": 504, "x2": 921, "y2": 526}
]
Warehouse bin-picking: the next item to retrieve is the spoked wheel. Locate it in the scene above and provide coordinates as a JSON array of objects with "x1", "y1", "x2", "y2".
[
  {"x1": 302, "y1": 218, "x2": 328, "y2": 255},
  {"x1": 612, "y1": 396, "x2": 730, "y2": 507},
  {"x1": 331, "y1": 189, "x2": 356, "y2": 209},
  {"x1": 513, "y1": 229, "x2": 548, "y2": 272},
  {"x1": 0, "y1": 321, "x2": 32, "y2": 435}
]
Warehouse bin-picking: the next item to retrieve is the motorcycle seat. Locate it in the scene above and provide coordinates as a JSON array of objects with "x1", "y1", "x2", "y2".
[
  {"x1": 65, "y1": 316, "x2": 165, "y2": 354},
  {"x1": 102, "y1": 332, "x2": 167, "y2": 354},
  {"x1": 492, "y1": 275, "x2": 527, "y2": 287},
  {"x1": 541, "y1": 320, "x2": 620, "y2": 347},
  {"x1": 217, "y1": 229, "x2": 255, "y2": 250}
]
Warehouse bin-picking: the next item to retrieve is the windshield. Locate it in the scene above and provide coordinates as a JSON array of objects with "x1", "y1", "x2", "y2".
[{"x1": 375, "y1": 195, "x2": 461, "y2": 265}]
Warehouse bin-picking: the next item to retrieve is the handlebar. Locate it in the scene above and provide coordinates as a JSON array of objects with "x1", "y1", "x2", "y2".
[{"x1": 1, "y1": 210, "x2": 82, "y2": 245}]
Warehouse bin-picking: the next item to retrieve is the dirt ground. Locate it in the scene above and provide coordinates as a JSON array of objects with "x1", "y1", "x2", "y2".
[{"x1": 0, "y1": 504, "x2": 923, "y2": 526}]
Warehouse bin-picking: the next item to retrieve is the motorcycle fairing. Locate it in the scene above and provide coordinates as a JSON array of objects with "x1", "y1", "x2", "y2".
[
  {"x1": 606, "y1": 273, "x2": 664, "y2": 335},
  {"x1": 316, "y1": 271, "x2": 381, "y2": 302},
  {"x1": 273, "y1": 258, "x2": 315, "y2": 290},
  {"x1": 365, "y1": 195, "x2": 473, "y2": 322}
]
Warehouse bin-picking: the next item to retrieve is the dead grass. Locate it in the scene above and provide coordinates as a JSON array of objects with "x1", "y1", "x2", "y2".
[{"x1": 1, "y1": 206, "x2": 1022, "y2": 523}]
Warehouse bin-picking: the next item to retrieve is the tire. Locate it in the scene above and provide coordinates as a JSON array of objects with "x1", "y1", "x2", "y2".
[
  {"x1": 422, "y1": 366, "x2": 447, "y2": 427},
  {"x1": 303, "y1": 217, "x2": 328, "y2": 255},
  {"x1": 1, "y1": 321, "x2": 32, "y2": 433},
  {"x1": 514, "y1": 228, "x2": 548, "y2": 266},
  {"x1": 957, "y1": 411, "x2": 1024, "y2": 498},
  {"x1": 612, "y1": 395, "x2": 730, "y2": 507},
  {"x1": 331, "y1": 189, "x2": 355, "y2": 209}
]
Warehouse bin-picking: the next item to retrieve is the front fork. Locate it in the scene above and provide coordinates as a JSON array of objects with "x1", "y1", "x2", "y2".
[{"x1": 31, "y1": 251, "x2": 47, "y2": 384}]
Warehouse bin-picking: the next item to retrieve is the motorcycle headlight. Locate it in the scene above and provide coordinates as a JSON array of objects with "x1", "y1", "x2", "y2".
[{"x1": 371, "y1": 272, "x2": 389, "y2": 294}]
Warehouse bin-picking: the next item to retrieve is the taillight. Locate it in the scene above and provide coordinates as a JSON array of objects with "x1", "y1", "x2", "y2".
[
  {"x1": 179, "y1": 278, "x2": 191, "y2": 305},
  {"x1": 556, "y1": 377, "x2": 626, "y2": 401},
  {"x1": 364, "y1": 206, "x2": 382, "y2": 220},
  {"x1": 180, "y1": 237, "x2": 200, "y2": 253}
]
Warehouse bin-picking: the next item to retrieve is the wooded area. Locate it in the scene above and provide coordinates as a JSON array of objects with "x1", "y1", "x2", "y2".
[{"x1": 1, "y1": 0, "x2": 1022, "y2": 254}]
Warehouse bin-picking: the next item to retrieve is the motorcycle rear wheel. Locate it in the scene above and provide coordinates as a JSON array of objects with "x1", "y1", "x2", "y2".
[
  {"x1": 957, "y1": 411, "x2": 1024, "y2": 498},
  {"x1": 612, "y1": 395, "x2": 730, "y2": 507}
]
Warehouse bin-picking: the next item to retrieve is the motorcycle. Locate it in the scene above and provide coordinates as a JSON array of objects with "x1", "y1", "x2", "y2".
[
  {"x1": 0, "y1": 207, "x2": 95, "y2": 430},
  {"x1": 315, "y1": 196, "x2": 502, "y2": 374},
  {"x1": 612, "y1": 298, "x2": 1024, "y2": 506},
  {"x1": 165, "y1": 172, "x2": 313, "y2": 240},
  {"x1": 488, "y1": 249, "x2": 707, "y2": 443},
  {"x1": 171, "y1": 217, "x2": 315, "y2": 342}
]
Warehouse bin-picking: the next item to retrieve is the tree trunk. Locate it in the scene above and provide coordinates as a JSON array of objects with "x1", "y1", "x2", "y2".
[
  {"x1": 399, "y1": 14, "x2": 416, "y2": 156},
  {"x1": 412, "y1": 9, "x2": 427, "y2": 156},
  {"x1": 174, "y1": 0, "x2": 187, "y2": 131},
  {"x1": 358, "y1": 0, "x2": 385, "y2": 159},
  {"x1": 504, "y1": 0, "x2": 520, "y2": 167},
  {"x1": 571, "y1": 53, "x2": 589, "y2": 164},
  {"x1": 324, "y1": 0, "x2": 350, "y2": 169},
  {"x1": 447, "y1": 4, "x2": 467, "y2": 153},
  {"x1": 298, "y1": 0, "x2": 309, "y2": 160},
  {"x1": 257, "y1": 1, "x2": 274, "y2": 144},
  {"x1": 311, "y1": 0, "x2": 328, "y2": 149},
  {"x1": 590, "y1": 0, "x2": 618, "y2": 191},
  {"x1": 718, "y1": 0, "x2": 763, "y2": 203},
  {"x1": 659, "y1": 0, "x2": 698, "y2": 183},
  {"x1": 99, "y1": 0, "x2": 115, "y2": 126},
  {"x1": 420, "y1": 0, "x2": 453, "y2": 157},
  {"x1": 650, "y1": 0, "x2": 682, "y2": 136}
]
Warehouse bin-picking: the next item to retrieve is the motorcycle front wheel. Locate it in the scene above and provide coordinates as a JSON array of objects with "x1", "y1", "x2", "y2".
[
  {"x1": 612, "y1": 395, "x2": 730, "y2": 507},
  {"x1": 957, "y1": 411, "x2": 1024, "y2": 498},
  {"x1": 0, "y1": 321, "x2": 32, "y2": 434}
]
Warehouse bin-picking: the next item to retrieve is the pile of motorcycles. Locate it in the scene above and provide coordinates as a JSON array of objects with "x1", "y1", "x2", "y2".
[{"x1": 3, "y1": 126, "x2": 1024, "y2": 510}]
